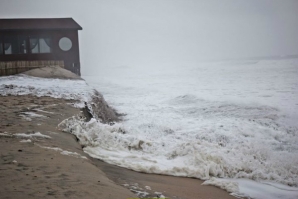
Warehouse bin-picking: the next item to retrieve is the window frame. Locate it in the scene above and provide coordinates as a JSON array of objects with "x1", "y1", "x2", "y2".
[
  {"x1": 0, "y1": 34, "x2": 53, "y2": 55},
  {"x1": 0, "y1": 36, "x2": 3, "y2": 55}
]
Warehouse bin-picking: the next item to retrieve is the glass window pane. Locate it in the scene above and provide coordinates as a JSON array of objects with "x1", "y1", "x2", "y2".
[
  {"x1": 4, "y1": 44, "x2": 12, "y2": 54},
  {"x1": 30, "y1": 38, "x2": 39, "y2": 54},
  {"x1": 4, "y1": 36, "x2": 18, "y2": 54},
  {"x1": 39, "y1": 38, "x2": 51, "y2": 53},
  {"x1": 59, "y1": 37, "x2": 72, "y2": 51},
  {"x1": 4, "y1": 42, "x2": 12, "y2": 55}
]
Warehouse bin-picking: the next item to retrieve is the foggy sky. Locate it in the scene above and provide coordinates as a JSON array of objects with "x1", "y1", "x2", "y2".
[{"x1": 0, "y1": 0, "x2": 298, "y2": 75}]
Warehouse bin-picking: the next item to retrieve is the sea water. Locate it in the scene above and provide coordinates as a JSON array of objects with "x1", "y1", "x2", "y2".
[
  {"x1": 81, "y1": 59, "x2": 298, "y2": 198},
  {"x1": 1, "y1": 58, "x2": 297, "y2": 198}
]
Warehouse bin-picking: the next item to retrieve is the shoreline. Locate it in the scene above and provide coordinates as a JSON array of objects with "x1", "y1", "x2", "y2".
[
  {"x1": 93, "y1": 158, "x2": 236, "y2": 199},
  {"x1": 0, "y1": 94, "x2": 236, "y2": 199}
]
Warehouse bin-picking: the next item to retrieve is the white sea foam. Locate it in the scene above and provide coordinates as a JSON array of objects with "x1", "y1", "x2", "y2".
[
  {"x1": 0, "y1": 132, "x2": 13, "y2": 138},
  {"x1": 203, "y1": 178, "x2": 298, "y2": 199},
  {"x1": 20, "y1": 139, "x2": 32, "y2": 143},
  {"x1": 15, "y1": 132, "x2": 51, "y2": 139},
  {"x1": 20, "y1": 112, "x2": 48, "y2": 118},
  {"x1": 36, "y1": 145, "x2": 87, "y2": 159},
  {"x1": 79, "y1": 59, "x2": 298, "y2": 199}
]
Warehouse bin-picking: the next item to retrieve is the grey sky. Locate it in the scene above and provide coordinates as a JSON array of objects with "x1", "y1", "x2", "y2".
[{"x1": 0, "y1": 0, "x2": 298, "y2": 74}]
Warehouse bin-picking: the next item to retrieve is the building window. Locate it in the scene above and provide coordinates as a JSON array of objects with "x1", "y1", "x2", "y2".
[
  {"x1": 0, "y1": 36, "x2": 52, "y2": 55},
  {"x1": 4, "y1": 37, "x2": 15, "y2": 54},
  {"x1": 59, "y1": 37, "x2": 72, "y2": 51},
  {"x1": 2, "y1": 36, "x2": 27, "y2": 55},
  {"x1": 30, "y1": 37, "x2": 51, "y2": 54},
  {"x1": 30, "y1": 38, "x2": 38, "y2": 54}
]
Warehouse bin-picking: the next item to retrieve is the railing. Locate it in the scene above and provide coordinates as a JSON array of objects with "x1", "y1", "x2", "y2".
[{"x1": 0, "y1": 60, "x2": 64, "y2": 76}]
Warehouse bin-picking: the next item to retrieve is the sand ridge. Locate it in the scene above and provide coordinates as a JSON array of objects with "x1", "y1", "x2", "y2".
[{"x1": 22, "y1": 66, "x2": 83, "y2": 80}]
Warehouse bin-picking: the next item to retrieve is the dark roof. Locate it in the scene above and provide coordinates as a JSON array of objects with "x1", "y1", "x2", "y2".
[{"x1": 0, "y1": 18, "x2": 82, "y2": 31}]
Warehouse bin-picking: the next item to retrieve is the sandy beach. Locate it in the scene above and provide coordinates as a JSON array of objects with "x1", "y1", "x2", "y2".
[
  {"x1": 0, "y1": 93, "x2": 235, "y2": 199},
  {"x1": 0, "y1": 95, "x2": 135, "y2": 199}
]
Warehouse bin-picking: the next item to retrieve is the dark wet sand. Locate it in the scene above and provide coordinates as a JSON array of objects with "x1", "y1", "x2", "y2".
[{"x1": 94, "y1": 159, "x2": 236, "y2": 199}]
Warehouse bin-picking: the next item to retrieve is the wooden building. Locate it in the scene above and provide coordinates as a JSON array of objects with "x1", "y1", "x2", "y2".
[{"x1": 0, "y1": 18, "x2": 82, "y2": 76}]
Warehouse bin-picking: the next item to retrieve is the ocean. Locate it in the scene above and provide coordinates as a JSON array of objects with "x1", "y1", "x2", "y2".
[{"x1": 82, "y1": 58, "x2": 298, "y2": 198}]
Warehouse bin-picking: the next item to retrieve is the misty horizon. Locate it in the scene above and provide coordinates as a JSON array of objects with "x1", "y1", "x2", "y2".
[{"x1": 0, "y1": 0, "x2": 297, "y2": 75}]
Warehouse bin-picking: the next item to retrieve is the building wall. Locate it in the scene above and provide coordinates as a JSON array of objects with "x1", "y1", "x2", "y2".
[{"x1": 0, "y1": 30, "x2": 81, "y2": 76}]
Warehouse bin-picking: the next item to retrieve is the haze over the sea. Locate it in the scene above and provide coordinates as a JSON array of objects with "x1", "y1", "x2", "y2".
[{"x1": 0, "y1": 0, "x2": 298, "y2": 75}]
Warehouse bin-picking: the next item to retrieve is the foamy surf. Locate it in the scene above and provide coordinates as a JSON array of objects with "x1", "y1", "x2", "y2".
[
  {"x1": 59, "y1": 105, "x2": 298, "y2": 198},
  {"x1": 78, "y1": 58, "x2": 298, "y2": 199}
]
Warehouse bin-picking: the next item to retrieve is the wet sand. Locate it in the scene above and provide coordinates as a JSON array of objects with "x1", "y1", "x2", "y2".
[
  {"x1": 94, "y1": 159, "x2": 236, "y2": 199},
  {"x1": 0, "y1": 95, "x2": 236, "y2": 199},
  {"x1": 0, "y1": 95, "x2": 135, "y2": 199}
]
